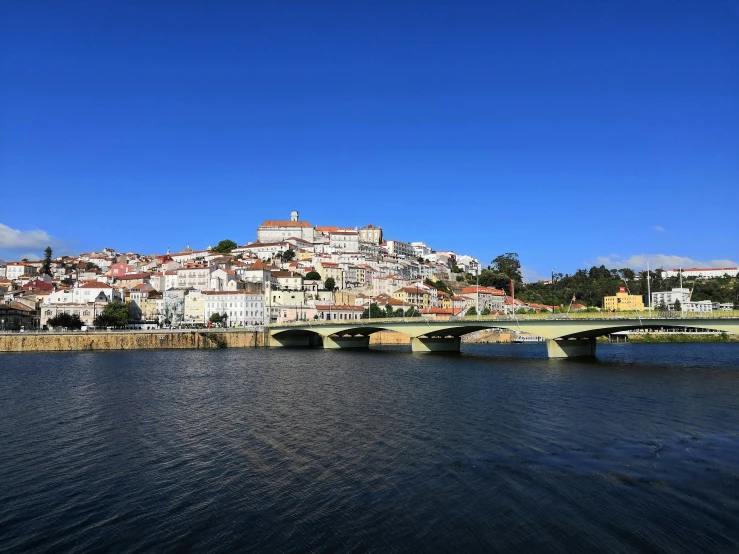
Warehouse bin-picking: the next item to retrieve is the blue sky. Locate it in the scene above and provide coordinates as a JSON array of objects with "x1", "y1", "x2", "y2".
[{"x1": 1, "y1": 1, "x2": 737, "y2": 279}]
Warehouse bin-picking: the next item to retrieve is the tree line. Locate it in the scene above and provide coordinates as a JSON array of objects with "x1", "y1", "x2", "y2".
[{"x1": 463, "y1": 253, "x2": 739, "y2": 308}]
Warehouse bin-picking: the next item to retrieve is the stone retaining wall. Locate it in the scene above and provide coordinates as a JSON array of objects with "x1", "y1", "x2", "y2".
[{"x1": 0, "y1": 330, "x2": 267, "y2": 353}]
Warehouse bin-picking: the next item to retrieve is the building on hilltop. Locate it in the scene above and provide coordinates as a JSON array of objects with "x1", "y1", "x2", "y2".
[
  {"x1": 359, "y1": 225, "x2": 383, "y2": 245},
  {"x1": 257, "y1": 211, "x2": 315, "y2": 243},
  {"x1": 661, "y1": 267, "x2": 739, "y2": 279}
]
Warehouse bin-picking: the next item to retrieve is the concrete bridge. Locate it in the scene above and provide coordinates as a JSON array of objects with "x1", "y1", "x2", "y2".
[{"x1": 268, "y1": 316, "x2": 739, "y2": 358}]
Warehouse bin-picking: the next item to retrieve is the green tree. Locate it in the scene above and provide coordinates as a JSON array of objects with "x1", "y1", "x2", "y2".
[
  {"x1": 405, "y1": 307, "x2": 420, "y2": 317},
  {"x1": 209, "y1": 312, "x2": 223, "y2": 324},
  {"x1": 385, "y1": 304, "x2": 395, "y2": 317},
  {"x1": 93, "y1": 302, "x2": 129, "y2": 328},
  {"x1": 85, "y1": 262, "x2": 100, "y2": 271},
  {"x1": 42, "y1": 246, "x2": 53, "y2": 276},
  {"x1": 657, "y1": 300, "x2": 668, "y2": 311},
  {"x1": 481, "y1": 307, "x2": 491, "y2": 316},
  {"x1": 673, "y1": 299, "x2": 682, "y2": 312},
  {"x1": 324, "y1": 277, "x2": 336, "y2": 291},
  {"x1": 394, "y1": 308, "x2": 405, "y2": 317},
  {"x1": 47, "y1": 312, "x2": 83, "y2": 329},
  {"x1": 467, "y1": 306, "x2": 477, "y2": 316},
  {"x1": 361, "y1": 302, "x2": 386, "y2": 319},
  {"x1": 281, "y1": 249, "x2": 295, "y2": 261},
  {"x1": 305, "y1": 270, "x2": 322, "y2": 280},
  {"x1": 491, "y1": 253, "x2": 523, "y2": 283},
  {"x1": 424, "y1": 278, "x2": 451, "y2": 294},
  {"x1": 213, "y1": 239, "x2": 237, "y2": 253},
  {"x1": 477, "y1": 269, "x2": 510, "y2": 289}
]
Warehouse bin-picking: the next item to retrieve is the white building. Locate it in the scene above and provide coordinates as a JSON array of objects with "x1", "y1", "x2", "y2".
[
  {"x1": 233, "y1": 242, "x2": 292, "y2": 260},
  {"x1": 456, "y1": 255, "x2": 480, "y2": 276},
  {"x1": 358, "y1": 225, "x2": 383, "y2": 245},
  {"x1": 411, "y1": 242, "x2": 432, "y2": 258},
  {"x1": 662, "y1": 267, "x2": 739, "y2": 279},
  {"x1": 177, "y1": 264, "x2": 215, "y2": 291},
  {"x1": 315, "y1": 304, "x2": 364, "y2": 321},
  {"x1": 257, "y1": 211, "x2": 315, "y2": 243},
  {"x1": 6, "y1": 262, "x2": 35, "y2": 281},
  {"x1": 203, "y1": 290, "x2": 266, "y2": 327},
  {"x1": 329, "y1": 232, "x2": 359, "y2": 253},
  {"x1": 651, "y1": 288, "x2": 691, "y2": 309},
  {"x1": 372, "y1": 274, "x2": 406, "y2": 296},
  {"x1": 681, "y1": 300, "x2": 714, "y2": 313},
  {"x1": 47, "y1": 282, "x2": 121, "y2": 305},
  {"x1": 384, "y1": 240, "x2": 414, "y2": 258}
]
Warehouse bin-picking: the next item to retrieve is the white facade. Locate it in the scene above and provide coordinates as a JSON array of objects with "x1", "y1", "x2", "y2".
[
  {"x1": 411, "y1": 242, "x2": 432, "y2": 258},
  {"x1": 662, "y1": 267, "x2": 739, "y2": 279},
  {"x1": 233, "y1": 242, "x2": 291, "y2": 260},
  {"x1": 203, "y1": 290, "x2": 266, "y2": 327},
  {"x1": 47, "y1": 282, "x2": 120, "y2": 305},
  {"x1": 315, "y1": 304, "x2": 364, "y2": 321},
  {"x1": 177, "y1": 265, "x2": 215, "y2": 291},
  {"x1": 359, "y1": 225, "x2": 383, "y2": 245},
  {"x1": 329, "y1": 232, "x2": 359, "y2": 253},
  {"x1": 6, "y1": 262, "x2": 34, "y2": 281},
  {"x1": 651, "y1": 288, "x2": 691, "y2": 309},
  {"x1": 372, "y1": 274, "x2": 406, "y2": 296},
  {"x1": 385, "y1": 240, "x2": 414, "y2": 258},
  {"x1": 682, "y1": 300, "x2": 713, "y2": 313},
  {"x1": 456, "y1": 255, "x2": 480, "y2": 276},
  {"x1": 257, "y1": 213, "x2": 315, "y2": 243}
]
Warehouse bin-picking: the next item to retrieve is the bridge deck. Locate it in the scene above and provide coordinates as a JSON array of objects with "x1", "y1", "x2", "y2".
[{"x1": 267, "y1": 316, "x2": 739, "y2": 358}]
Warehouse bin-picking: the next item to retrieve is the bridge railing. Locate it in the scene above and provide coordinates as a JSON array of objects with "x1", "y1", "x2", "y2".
[{"x1": 269, "y1": 310, "x2": 739, "y2": 327}]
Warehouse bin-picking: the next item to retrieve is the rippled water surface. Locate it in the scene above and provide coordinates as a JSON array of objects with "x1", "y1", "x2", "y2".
[{"x1": 2, "y1": 343, "x2": 739, "y2": 552}]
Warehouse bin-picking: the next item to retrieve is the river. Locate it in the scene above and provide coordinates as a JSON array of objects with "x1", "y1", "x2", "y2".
[{"x1": 1, "y1": 343, "x2": 738, "y2": 552}]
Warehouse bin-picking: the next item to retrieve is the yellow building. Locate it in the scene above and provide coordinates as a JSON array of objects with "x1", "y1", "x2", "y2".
[
  {"x1": 604, "y1": 287, "x2": 644, "y2": 311},
  {"x1": 184, "y1": 290, "x2": 205, "y2": 325},
  {"x1": 393, "y1": 287, "x2": 430, "y2": 310}
]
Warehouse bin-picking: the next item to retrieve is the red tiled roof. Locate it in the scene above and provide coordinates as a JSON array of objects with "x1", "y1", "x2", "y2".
[
  {"x1": 461, "y1": 286, "x2": 505, "y2": 296},
  {"x1": 201, "y1": 290, "x2": 261, "y2": 296},
  {"x1": 115, "y1": 273, "x2": 150, "y2": 280},
  {"x1": 79, "y1": 281, "x2": 111, "y2": 289},
  {"x1": 420, "y1": 308, "x2": 462, "y2": 315}
]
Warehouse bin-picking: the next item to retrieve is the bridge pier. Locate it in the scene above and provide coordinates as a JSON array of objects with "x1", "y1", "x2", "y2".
[
  {"x1": 411, "y1": 336, "x2": 461, "y2": 352},
  {"x1": 323, "y1": 335, "x2": 370, "y2": 349},
  {"x1": 546, "y1": 338, "x2": 596, "y2": 358},
  {"x1": 269, "y1": 334, "x2": 322, "y2": 347}
]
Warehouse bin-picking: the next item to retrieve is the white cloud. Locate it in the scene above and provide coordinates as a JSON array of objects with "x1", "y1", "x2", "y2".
[
  {"x1": 590, "y1": 253, "x2": 739, "y2": 271},
  {"x1": 652, "y1": 225, "x2": 665, "y2": 232},
  {"x1": 0, "y1": 223, "x2": 58, "y2": 249},
  {"x1": 521, "y1": 266, "x2": 546, "y2": 283}
]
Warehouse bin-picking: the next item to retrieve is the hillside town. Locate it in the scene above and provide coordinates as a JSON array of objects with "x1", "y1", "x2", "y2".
[{"x1": 0, "y1": 211, "x2": 737, "y2": 331}]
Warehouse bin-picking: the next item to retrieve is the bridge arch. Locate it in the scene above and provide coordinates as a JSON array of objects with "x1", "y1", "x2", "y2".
[{"x1": 268, "y1": 317, "x2": 739, "y2": 356}]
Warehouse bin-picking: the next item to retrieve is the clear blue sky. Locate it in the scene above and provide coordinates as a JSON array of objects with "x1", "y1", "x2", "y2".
[{"x1": 1, "y1": 1, "x2": 737, "y2": 279}]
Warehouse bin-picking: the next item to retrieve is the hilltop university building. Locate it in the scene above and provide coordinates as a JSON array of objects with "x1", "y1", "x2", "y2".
[{"x1": 257, "y1": 211, "x2": 315, "y2": 243}]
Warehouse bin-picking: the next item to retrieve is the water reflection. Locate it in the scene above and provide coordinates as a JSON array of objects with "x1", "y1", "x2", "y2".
[{"x1": 1, "y1": 343, "x2": 738, "y2": 552}]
